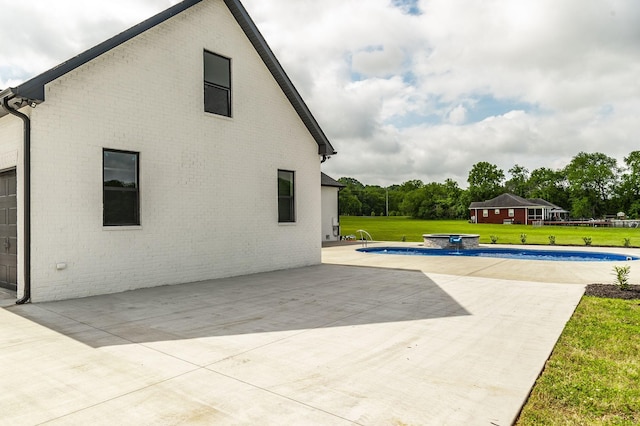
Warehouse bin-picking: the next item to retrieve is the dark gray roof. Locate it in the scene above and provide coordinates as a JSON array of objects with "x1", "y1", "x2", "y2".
[
  {"x1": 469, "y1": 193, "x2": 564, "y2": 210},
  {"x1": 321, "y1": 172, "x2": 344, "y2": 187},
  {"x1": 528, "y1": 198, "x2": 562, "y2": 209},
  {"x1": 0, "y1": 0, "x2": 336, "y2": 156}
]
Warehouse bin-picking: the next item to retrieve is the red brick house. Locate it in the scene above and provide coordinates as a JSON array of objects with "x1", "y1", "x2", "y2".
[{"x1": 469, "y1": 193, "x2": 568, "y2": 225}]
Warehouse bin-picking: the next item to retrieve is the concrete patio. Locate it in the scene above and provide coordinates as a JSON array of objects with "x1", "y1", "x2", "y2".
[{"x1": 0, "y1": 247, "x2": 596, "y2": 425}]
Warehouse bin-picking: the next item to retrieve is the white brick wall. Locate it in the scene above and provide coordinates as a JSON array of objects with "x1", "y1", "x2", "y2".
[
  {"x1": 20, "y1": 0, "x2": 322, "y2": 301},
  {"x1": 321, "y1": 186, "x2": 340, "y2": 242}
]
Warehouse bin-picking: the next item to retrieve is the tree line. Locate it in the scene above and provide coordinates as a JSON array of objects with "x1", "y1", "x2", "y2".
[{"x1": 338, "y1": 151, "x2": 640, "y2": 220}]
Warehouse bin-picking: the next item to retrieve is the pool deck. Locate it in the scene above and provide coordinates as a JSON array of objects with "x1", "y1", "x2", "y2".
[
  {"x1": 0, "y1": 243, "x2": 630, "y2": 424},
  {"x1": 323, "y1": 242, "x2": 640, "y2": 284}
]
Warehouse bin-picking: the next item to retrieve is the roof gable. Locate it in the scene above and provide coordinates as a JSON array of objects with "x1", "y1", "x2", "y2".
[
  {"x1": 0, "y1": 0, "x2": 335, "y2": 156},
  {"x1": 1, "y1": 0, "x2": 202, "y2": 106}
]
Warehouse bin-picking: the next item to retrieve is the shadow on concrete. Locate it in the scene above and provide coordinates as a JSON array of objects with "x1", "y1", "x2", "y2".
[{"x1": 5, "y1": 265, "x2": 469, "y2": 348}]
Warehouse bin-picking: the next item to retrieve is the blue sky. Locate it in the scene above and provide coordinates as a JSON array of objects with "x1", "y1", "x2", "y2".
[
  {"x1": 1, "y1": 0, "x2": 639, "y2": 187},
  {"x1": 392, "y1": 0, "x2": 422, "y2": 15}
]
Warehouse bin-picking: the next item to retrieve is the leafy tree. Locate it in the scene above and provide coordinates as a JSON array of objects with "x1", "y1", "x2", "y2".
[
  {"x1": 337, "y1": 177, "x2": 365, "y2": 215},
  {"x1": 338, "y1": 187, "x2": 362, "y2": 216},
  {"x1": 399, "y1": 180, "x2": 469, "y2": 219},
  {"x1": 505, "y1": 164, "x2": 530, "y2": 197},
  {"x1": 399, "y1": 188, "x2": 426, "y2": 218},
  {"x1": 337, "y1": 177, "x2": 364, "y2": 191},
  {"x1": 528, "y1": 167, "x2": 569, "y2": 209},
  {"x1": 398, "y1": 179, "x2": 424, "y2": 192},
  {"x1": 467, "y1": 161, "x2": 505, "y2": 201},
  {"x1": 442, "y1": 179, "x2": 468, "y2": 218},
  {"x1": 361, "y1": 186, "x2": 386, "y2": 216},
  {"x1": 615, "y1": 151, "x2": 640, "y2": 218},
  {"x1": 564, "y1": 152, "x2": 618, "y2": 218},
  {"x1": 570, "y1": 196, "x2": 593, "y2": 219}
]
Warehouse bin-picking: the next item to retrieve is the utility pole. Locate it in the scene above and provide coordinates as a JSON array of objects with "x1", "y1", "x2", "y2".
[{"x1": 386, "y1": 188, "x2": 389, "y2": 216}]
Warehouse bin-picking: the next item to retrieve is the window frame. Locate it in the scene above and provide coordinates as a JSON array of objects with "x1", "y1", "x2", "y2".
[
  {"x1": 203, "y1": 50, "x2": 232, "y2": 117},
  {"x1": 278, "y1": 169, "x2": 296, "y2": 223},
  {"x1": 482, "y1": 209, "x2": 488, "y2": 218},
  {"x1": 103, "y1": 148, "x2": 140, "y2": 227},
  {"x1": 508, "y1": 208, "x2": 515, "y2": 217}
]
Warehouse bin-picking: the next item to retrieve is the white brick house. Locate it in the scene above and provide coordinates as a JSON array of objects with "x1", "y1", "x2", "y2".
[{"x1": 0, "y1": 0, "x2": 336, "y2": 302}]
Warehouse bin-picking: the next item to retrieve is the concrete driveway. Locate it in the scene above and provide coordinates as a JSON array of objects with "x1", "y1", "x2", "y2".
[{"x1": 1, "y1": 260, "x2": 584, "y2": 425}]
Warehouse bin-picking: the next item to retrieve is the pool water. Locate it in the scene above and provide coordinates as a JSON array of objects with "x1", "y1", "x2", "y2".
[{"x1": 357, "y1": 247, "x2": 639, "y2": 262}]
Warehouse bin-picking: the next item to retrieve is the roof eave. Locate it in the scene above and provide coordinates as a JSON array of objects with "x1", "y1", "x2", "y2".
[
  {"x1": 224, "y1": 0, "x2": 336, "y2": 156},
  {"x1": 0, "y1": 88, "x2": 24, "y2": 118},
  {"x1": 1, "y1": 0, "x2": 204, "y2": 119}
]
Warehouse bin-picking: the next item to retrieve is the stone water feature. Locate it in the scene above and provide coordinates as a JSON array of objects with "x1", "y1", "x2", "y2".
[{"x1": 422, "y1": 234, "x2": 480, "y2": 249}]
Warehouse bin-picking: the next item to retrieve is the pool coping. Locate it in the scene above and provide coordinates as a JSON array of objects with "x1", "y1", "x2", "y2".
[{"x1": 323, "y1": 242, "x2": 640, "y2": 284}]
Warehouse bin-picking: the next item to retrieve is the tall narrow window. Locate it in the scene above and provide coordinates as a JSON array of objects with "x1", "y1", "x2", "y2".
[
  {"x1": 278, "y1": 170, "x2": 295, "y2": 223},
  {"x1": 204, "y1": 51, "x2": 231, "y2": 117},
  {"x1": 103, "y1": 149, "x2": 139, "y2": 226}
]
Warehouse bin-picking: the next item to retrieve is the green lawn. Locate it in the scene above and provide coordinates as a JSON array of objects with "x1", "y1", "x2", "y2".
[
  {"x1": 516, "y1": 297, "x2": 640, "y2": 425},
  {"x1": 340, "y1": 216, "x2": 640, "y2": 247}
]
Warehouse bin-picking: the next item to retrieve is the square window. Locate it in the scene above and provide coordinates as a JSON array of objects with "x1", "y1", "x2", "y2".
[
  {"x1": 103, "y1": 149, "x2": 139, "y2": 226},
  {"x1": 494, "y1": 209, "x2": 500, "y2": 215},
  {"x1": 278, "y1": 170, "x2": 295, "y2": 223},
  {"x1": 204, "y1": 51, "x2": 231, "y2": 117}
]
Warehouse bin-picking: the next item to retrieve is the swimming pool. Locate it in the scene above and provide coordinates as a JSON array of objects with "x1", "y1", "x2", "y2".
[{"x1": 357, "y1": 246, "x2": 639, "y2": 262}]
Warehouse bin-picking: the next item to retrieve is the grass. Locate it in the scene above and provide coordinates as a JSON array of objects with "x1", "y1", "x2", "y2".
[
  {"x1": 340, "y1": 216, "x2": 640, "y2": 247},
  {"x1": 516, "y1": 297, "x2": 640, "y2": 425}
]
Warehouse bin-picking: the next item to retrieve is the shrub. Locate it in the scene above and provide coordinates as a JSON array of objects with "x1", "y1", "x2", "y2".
[
  {"x1": 548, "y1": 235, "x2": 556, "y2": 245},
  {"x1": 583, "y1": 236, "x2": 592, "y2": 246},
  {"x1": 520, "y1": 233, "x2": 527, "y2": 244},
  {"x1": 490, "y1": 235, "x2": 498, "y2": 244},
  {"x1": 623, "y1": 238, "x2": 631, "y2": 248},
  {"x1": 613, "y1": 265, "x2": 631, "y2": 290},
  {"x1": 401, "y1": 235, "x2": 406, "y2": 242}
]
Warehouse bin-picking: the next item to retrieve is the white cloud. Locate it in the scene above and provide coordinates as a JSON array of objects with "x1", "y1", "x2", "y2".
[
  {"x1": 447, "y1": 105, "x2": 467, "y2": 125},
  {"x1": 351, "y1": 46, "x2": 405, "y2": 77}
]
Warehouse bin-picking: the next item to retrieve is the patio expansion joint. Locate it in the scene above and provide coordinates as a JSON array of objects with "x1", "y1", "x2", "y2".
[
  {"x1": 203, "y1": 367, "x2": 365, "y2": 426},
  {"x1": 463, "y1": 258, "x2": 511, "y2": 276},
  {"x1": 40, "y1": 367, "x2": 210, "y2": 424}
]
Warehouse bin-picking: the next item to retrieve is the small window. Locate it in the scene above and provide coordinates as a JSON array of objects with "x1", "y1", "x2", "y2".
[
  {"x1": 483, "y1": 209, "x2": 488, "y2": 217},
  {"x1": 278, "y1": 170, "x2": 295, "y2": 223},
  {"x1": 508, "y1": 209, "x2": 515, "y2": 217},
  {"x1": 204, "y1": 51, "x2": 231, "y2": 117},
  {"x1": 494, "y1": 209, "x2": 500, "y2": 215},
  {"x1": 103, "y1": 149, "x2": 139, "y2": 226}
]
